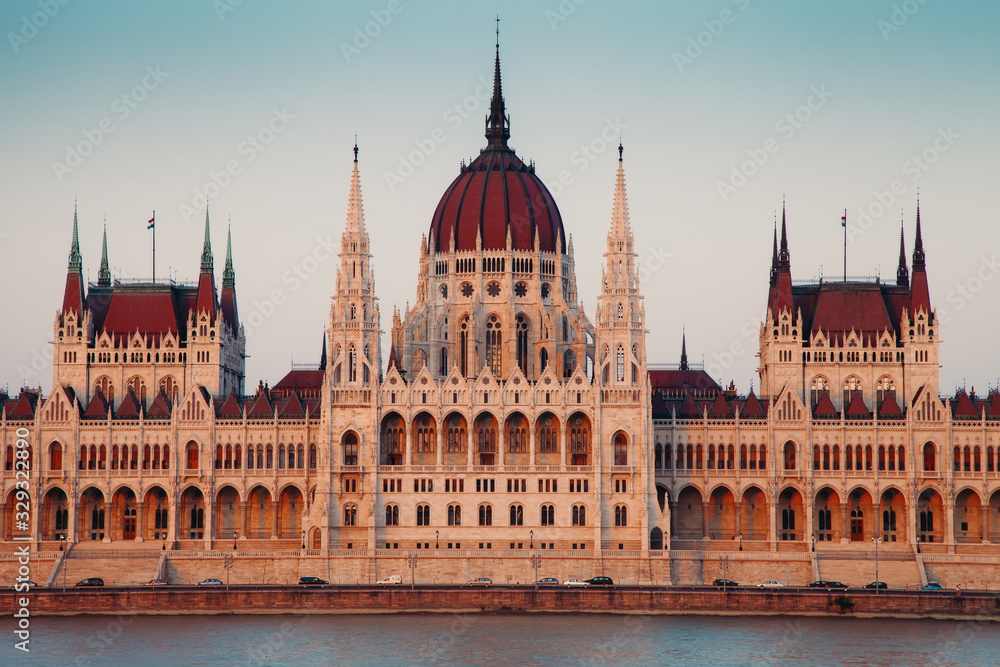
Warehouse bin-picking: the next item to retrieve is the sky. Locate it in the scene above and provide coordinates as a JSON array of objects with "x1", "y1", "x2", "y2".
[{"x1": 1, "y1": 0, "x2": 998, "y2": 397}]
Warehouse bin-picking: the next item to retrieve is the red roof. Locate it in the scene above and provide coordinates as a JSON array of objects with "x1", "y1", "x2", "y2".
[
  {"x1": 115, "y1": 390, "x2": 142, "y2": 418},
  {"x1": 100, "y1": 288, "x2": 182, "y2": 344},
  {"x1": 845, "y1": 393, "x2": 871, "y2": 419},
  {"x1": 649, "y1": 369, "x2": 721, "y2": 394},
  {"x1": 952, "y1": 391, "x2": 979, "y2": 419},
  {"x1": 813, "y1": 393, "x2": 838, "y2": 418},
  {"x1": 83, "y1": 391, "x2": 110, "y2": 419},
  {"x1": 272, "y1": 370, "x2": 324, "y2": 400},
  {"x1": 429, "y1": 147, "x2": 564, "y2": 253},
  {"x1": 739, "y1": 391, "x2": 766, "y2": 419},
  {"x1": 878, "y1": 393, "x2": 903, "y2": 418},
  {"x1": 708, "y1": 393, "x2": 733, "y2": 418},
  {"x1": 988, "y1": 392, "x2": 1000, "y2": 419},
  {"x1": 677, "y1": 393, "x2": 702, "y2": 419},
  {"x1": 216, "y1": 393, "x2": 243, "y2": 419},
  {"x1": 810, "y1": 284, "x2": 893, "y2": 342},
  {"x1": 62, "y1": 272, "x2": 85, "y2": 319},
  {"x1": 7, "y1": 391, "x2": 38, "y2": 419},
  {"x1": 146, "y1": 391, "x2": 172, "y2": 419},
  {"x1": 279, "y1": 391, "x2": 305, "y2": 418},
  {"x1": 246, "y1": 392, "x2": 273, "y2": 419}
]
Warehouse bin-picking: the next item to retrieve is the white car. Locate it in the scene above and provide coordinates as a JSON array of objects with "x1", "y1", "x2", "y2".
[
  {"x1": 758, "y1": 580, "x2": 785, "y2": 589},
  {"x1": 376, "y1": 574, "x2": 402, "y2": 585},
  {"x1": 563, "y1": 578, "x2": 590, "y2": 587}
]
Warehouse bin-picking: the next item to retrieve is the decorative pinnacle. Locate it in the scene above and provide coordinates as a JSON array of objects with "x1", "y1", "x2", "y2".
[
  {"x1": 201, "y1": 205, "x2": 214, "y2": 272},
  {"x1": 68, "y1": 202, "x2": 83, "y2": 274},
  {"x1": 223, "y1": 221, "x2": 235, "y2": 288},
  {"x1": 354, "y1": 135, "x2": 358, "y2": 163},
  {"x1": 98, "y1": 223, "x2": 111, "y2": 286}
]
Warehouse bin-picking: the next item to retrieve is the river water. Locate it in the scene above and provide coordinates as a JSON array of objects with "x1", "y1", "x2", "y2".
[{"x1": 9, "y1": 613, "x2": 996, "y2": 666}]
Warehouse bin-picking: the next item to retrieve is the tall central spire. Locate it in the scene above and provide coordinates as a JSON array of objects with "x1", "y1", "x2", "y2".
[
  {"x1": 68, "y1": 202, "x2": 82, "y2": 274},
  {"x1": 485, "y1": 17, "x2": 510, "y2": 148},
  {"x1": 201, "y1": 207, "x2": 214, "y2": 272},
  {"x1": 896, "y1": 218, "x2": 909, "y2": 287},
  {"x1": 98, "y1": 223, "x2": 111, "y2": 286}
]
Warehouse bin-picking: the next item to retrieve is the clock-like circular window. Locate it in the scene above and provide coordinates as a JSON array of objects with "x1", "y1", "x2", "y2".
[{"x1": 486, "y1": 282, "x2": 501, "y2": 297}]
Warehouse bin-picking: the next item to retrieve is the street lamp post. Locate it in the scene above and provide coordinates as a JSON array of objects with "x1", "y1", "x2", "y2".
[
  {"x1": 301, "y1": 530, "x2": 306, "y2": 550},
  {"x1": 224, "y1": 554, "x2": 235, "y2": 591},
  {"x1": 872, "y1": 534, "x2": 882, "y2": 595},
  {"x1": 61, "y1": 536, "x2": 67, "y2": 592},
  {"x1": 408, "y1": 553, "x2": 418, "y2": 590},
  {"x1": 531, "y1": 553, "x2": 541, "y2": 588},
  {"x1": 435, "y1": 530, "x2": 439, "y2": 550},
  {"x1": 530, "y1": 530, "x2": 533, "y2": 549},
  {"x1": 719, "y1": 555, "x2": 730, "y2": 591},
  {"x1": 234, "y1": 531, "x2": 238, "y2": 552}
]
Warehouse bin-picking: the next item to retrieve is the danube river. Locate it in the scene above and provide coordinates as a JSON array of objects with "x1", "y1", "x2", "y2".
[{"x1": 10, "y1": 613, "x2": 996, "y2": 666}]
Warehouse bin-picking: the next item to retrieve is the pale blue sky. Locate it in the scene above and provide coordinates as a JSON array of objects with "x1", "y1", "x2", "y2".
[{"x1": 1, "y1": 0, "x2": 998, "y2": 395}]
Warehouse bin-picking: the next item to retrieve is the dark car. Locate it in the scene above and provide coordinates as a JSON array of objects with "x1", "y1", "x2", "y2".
[
  {"x1": 298, "y1": 576, "x2": 330, "y2": 587},
  {"x1": 713, "y1": 579, "x2": 739, "y2": 588},
  {"x1": 863, "y1": 581, "x2": 888, "y2": 589},
  {"x1": 75, "y1": 577, "x2": 104, "y2": 587},
  {"x1": 808, "y1": 580, "x2": 848, "y2": 589},
  {"x1": 585, "y1": 576, "x2": 614, "y2": 586}
]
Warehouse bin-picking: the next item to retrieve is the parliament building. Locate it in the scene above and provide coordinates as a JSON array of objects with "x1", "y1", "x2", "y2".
[{"x1": 3, "y1": 41, "x2": 998, "y2": 587}]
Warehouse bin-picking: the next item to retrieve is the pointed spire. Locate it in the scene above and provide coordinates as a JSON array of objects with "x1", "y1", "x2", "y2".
[
  {"x1": 201, "y1": 206, "x2": 214, "y2": 272},
  {"x1": 912, "y1": 197, "x2": 925, "y2": 270},
  {"x1": 98, "y1": 223, "x2": 111, "y2": 286},
  {"x1": 223, "y1": 222, "x2": 235, "y2": 289},
  {"x1": 346, "y1": 141, "x2": 366, "y2": 237},
  {"x1": 485, "y1": 17, "x2": 510, "y2": 148},
  {"x1": 68, "y1": 202, "x2": 82, "y2": 274},
  {"x1": 769, "y1": 217, "x2": 779, "y2": 286},
  {"x1": 319, "y1": 333, "x2": 328, "y2": 371},
  {"x1": 778, "y1": 200, "x2": 790, "y2": 267},
  {"x1": 680, "y1": 327, "x2": 689, "y2": 371},
  {"x1": 896, "y1": 216, "x2": 909, "y2": 287},
  {"x1": 610, "y1": 142, "x2": 631, "y2": 238}
]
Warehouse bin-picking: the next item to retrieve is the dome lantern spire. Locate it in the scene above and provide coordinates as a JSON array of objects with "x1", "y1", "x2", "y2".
[{"x1": 485, "y1": 16, "x2": 510, "y2": 148}]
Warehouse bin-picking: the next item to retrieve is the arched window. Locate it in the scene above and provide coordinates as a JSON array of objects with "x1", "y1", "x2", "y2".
[
  {"x1": 439, "y1": 346, "x2": 448, "y2": 376},
  {"x1": 476, "y1": 415, "x2": 497, "y2": 465},
  {"x1": 486, "y1": 315, "x2": 502, "y2": 376},
  {"x1": 810, "y1": 377, "x2": 829, "y2": 407},
  {"x1": 186, "y1": 442, "x2": 199, "y2": 470},
  {"x1": 50, "y1": 443, "x2": 63, "y2": 470},
  {"x1": 344, "y1": 504, "x2": 357, "y2": 527},
  {"x1": 266, "y1": 444, "x2": 273, "y2": 469},
  {"x1": 843, "y1": 377, "x2": 863, "y2": 406},
  {"x1": 613, "y1": 432, "x2": 628, "y2": 466},
  {"x1": 448, "y1": 504, "x2": 462, "y2": 526},
  {"x1": 572, "y1": 504, "x2": 586, "y2": 527},
  {"x1": 507, "y1": 415, "x2": 527, "y2": 453},
  {"x1": 225, "y1": 444, "x2": 232, "y2": 470},
  {"x1": 541, "y1": 504, "x2": 555, "y2": 526},
  {"x1": 540, "y1": 348, "x2": 549, "y2": 371},
  {"x1": 343, "y1": 432, "x2": 359, "y2": 466},
  {"x1": 385, "y1": 505, "x2": 399, "y2": 526},
  {"x1": 876, "y1": 377, "x2": 896, "y2": 406},
  {"x1": 569, "y1": 415, "x2": 589, "y2": 465},
  {"x1": 509, "y1": 504, "x2": 523, "y2": 526},
  {"x1": 460, "y1": 317, "x2": 469, "y2": 377},
  {"x1": 416, "y1": 504, "x2": 430, "y2": 526},
  {"x1": 614, "y1": 505, "x2": 628, "y2": 527},
  {"x1": 158, "y1": 376, "x2": 179, "y2": 403},
  {"x1": 516, "y1": 314, "x2": 529, "y2": 375},
  {"x1": 759, "y1": 445, "x2": 767, "y2": 470},
  {"x1": 232, "y1": 445, "x2": 239, "y2": 470},
  {"x1": 616, "y1": 345, "x2": 625, "y2": 382},
  {"x1": 923, "y1": 443, "x2": 936, "y2": 471},
  {"x1": 95, "y1": 376, "x2": 115, "y2": 405},
  {"x1": 348, "y1": 346, "x2": 357, "y2": 383},
  {"x1": 783, "y1": 442, "x2": 796, "y2": 470},
  {"x1": 479, "y1": 504, "x2": 493, "y2": 526},
  {"x1": 563, "y1": 349, "x2": 577, "y2": 378}
]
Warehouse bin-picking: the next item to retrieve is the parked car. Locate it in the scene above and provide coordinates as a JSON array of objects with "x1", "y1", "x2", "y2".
[
  {"x1": 758, "y1": 580, "x2": 784, "y2": 589},
  {"x1": 585, "y1": 576, "x2": 614, "y2": 586},
  {"x1": 467, "y1": 577, "x2": 492, "y2": 586},
  {"x1": 196, "y1": 578, "x2": 223, "y2": 587},
  {"x1": 563, "y1": 578, "x2": 590, "y2": 587},
  {"x1": 376, "y1": 575, "x2": 403, "y2": 586},
  {"x1": 807, "y1": 580, "x2": 848, "y2": 589},
  {"x1": 713, "y1": 579, "x2": 739, "y2": 588},
  {"x1": 863, "y1": 581, "x2": 888, "y2": 590},
  {"x1": 75, "y1": 577, "x2": 104, "y2": 587},
  {"x1": 140, "y1": 579, "x2": 168, "y2": 586},
  {"x1": 533, "y1": 577, "x2": 560, "y2": 586},
  {"x1": 298, "y1": 577, "x2": 329, "y2": 587},
  {"x1": 918, "y1": 582, "x2": 943, "y2": 590}
]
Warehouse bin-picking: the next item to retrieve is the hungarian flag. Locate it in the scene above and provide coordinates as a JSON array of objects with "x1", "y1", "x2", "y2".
[
  {"x1": 148, "y1": 212, "x2": 155, "y2": 230},
  {"x1": 841, "y1": 214, "x2": 846, "y2": 228}
]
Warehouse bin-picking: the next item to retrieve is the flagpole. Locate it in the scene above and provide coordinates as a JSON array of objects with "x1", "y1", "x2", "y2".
[
  {"x1": 151, "y1": 211, "x2": 156, "y2": 284},
  {"x1": 843, "y1": 208, "x2": 847, "y2": 282}
]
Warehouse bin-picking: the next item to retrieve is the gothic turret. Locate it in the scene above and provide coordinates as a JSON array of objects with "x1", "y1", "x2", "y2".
[{"x1": 767, "y1": 202, "x2": 794, "y2": 322}]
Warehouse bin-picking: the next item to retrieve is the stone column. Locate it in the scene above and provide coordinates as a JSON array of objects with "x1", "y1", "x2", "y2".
[
  {"x1": 467, "y1": 424, "x2": 474, "y2": 467},
  {"x1": 271, "y1": 497, "x2": 279, "y2": 539},
  {"x1": 206, "y1": 497, "x2": 215, "y2": 549},
  {"x1": 701, "y1": 501, "x2": 710, "y2": 540},
  {"x1": 981, "y1": 505, "x2": 990, "y2": 544},
  {"x1": 136, "y1": 502, "x2": 145, "y2": 542},
  {"x1": 734, "y1": 501, "x2": 743, "y2": 545},
  {"x1": 436, "y1": 427, "x2": 443, "y2": 466},
  {"x1": 529, "y1": 425, "x2": 536, "y2": 467},
  {"x1": 559, "y1": 423, "x2": 568, "y2": 469},
  {"x1": 404, "y1": 425, "x2": 412, "y2": 467},
  {"x1": 241, "y1": 501, "x2": 249, "y2": 539},
  {"x1": 944, "y1": 497, "x2": 955, "y2": 552},
  {"x1": 804, "y1": 494, "x2": 815, "y2": 548},
  {"x1": 839, "y1": 502, "x2": 849, "y2": 544}
]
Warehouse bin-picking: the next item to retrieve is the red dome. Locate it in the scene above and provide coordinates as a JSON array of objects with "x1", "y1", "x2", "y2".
[
  {"x1": 428, "y1": 43, "x2": 565, "y2": 254},
  {"x1": 429, "y1": 147, "x2": 564, "y2": 253}
]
